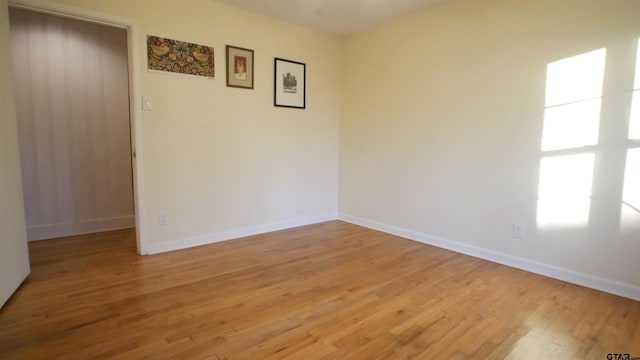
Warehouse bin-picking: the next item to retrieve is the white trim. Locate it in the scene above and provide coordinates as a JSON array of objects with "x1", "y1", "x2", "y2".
[
  {"x1": 27, "y1": 216, "x2": 135, "y2": 241},
  {"x1": 8, "y1": 0, "x2": 130, "y2": 28},
  {"x1": 338, "y1": 213, "x2": 640, "y2": 302},
  {"x1": 8, "y1": 0, "x2": 147, "y2": 254},
  {"x1": 145, "y1": 214, "x2": 338, "y2": 255},
  {"x1": 126, "y1": 16, "x2": 146, "y2": 255}
]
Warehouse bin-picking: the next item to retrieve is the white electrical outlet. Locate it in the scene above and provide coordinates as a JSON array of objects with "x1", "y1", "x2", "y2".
[
  {"x1": 512, "y1": 223, "x2": 525, "y2": 240},
  {"x1": 158, "y1": 212, "x2": 169, "y2": 226}
]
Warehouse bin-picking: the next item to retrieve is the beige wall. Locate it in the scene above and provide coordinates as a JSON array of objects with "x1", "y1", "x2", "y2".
[
  {"x1": 340, "y1": 0, "x2": 640, "y2": 295},
  {"x1": 0, "y1": 0, "x2": 30, "y2": 308},
  {"x1": 34, "y1": 0, "x2": 342, "y2": 252}
]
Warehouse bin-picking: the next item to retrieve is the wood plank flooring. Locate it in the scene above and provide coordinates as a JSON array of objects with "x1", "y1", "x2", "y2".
[{"x1": 0, "y1": 221, "x2": 638, "y2": 359}]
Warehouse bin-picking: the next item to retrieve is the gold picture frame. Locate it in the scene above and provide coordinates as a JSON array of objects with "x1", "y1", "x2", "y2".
[{"x1": 226, "y1": 45, "x2": 254, "y2": 89}]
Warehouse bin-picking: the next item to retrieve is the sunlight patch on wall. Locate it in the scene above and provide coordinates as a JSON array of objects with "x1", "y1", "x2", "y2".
[
  {"x1": 541, "y1": 99, "x2": 601, "y2": 151},
  {"x1": 537, "y1": 154, "x2": 594, "y2": 227},
  {"x1": 623, "y1": 148, "x2": 640, "y2": 210},
  {"x1": 629, "y1": 39, "x2": 640, "y2": 140},
  {"x1": 621, "y1": 148, "x2": 640, "y2": 228},
  {"x1": 537, "y1": 49, "x2": 606, "y2": 228},
  {"x1": 544, "y1": 49, "x2": 606, "y2": 107},
  {"x1": 621, "y1": 39, "x2": 640, "y2": 229},
  {"x1": 630, "y1": 92, "x2": 640, "y2": 140},
  {"x1": 541, "y1": 49, "x2": 605, "y2": 151}
]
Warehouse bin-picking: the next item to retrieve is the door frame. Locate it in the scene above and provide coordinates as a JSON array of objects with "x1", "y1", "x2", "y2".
[{"x1": 8, "y1": 0, "x2": 147, "y2": 254}]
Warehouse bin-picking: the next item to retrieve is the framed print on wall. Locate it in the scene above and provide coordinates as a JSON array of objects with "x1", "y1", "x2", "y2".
[
  {"x1": 147, "y1": 35, "x2": 214, "y2": 78},
  {"x1": 274, "y1": 57, "x2": 306, "y2": 109},
  {"x1": 226, "y1": 45, "x2": 254, "y2": 89}
]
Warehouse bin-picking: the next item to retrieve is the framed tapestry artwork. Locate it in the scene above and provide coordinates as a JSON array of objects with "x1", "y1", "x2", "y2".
[
  {"x1": 274, "y1": 57, "x2": 306, "y2": 109},
  {"x1": 147, "y1": 35, "x2": 214, "y2": 78},
  {"x1": 226, "y1": 45, "x2": 254, "y2": 89}
]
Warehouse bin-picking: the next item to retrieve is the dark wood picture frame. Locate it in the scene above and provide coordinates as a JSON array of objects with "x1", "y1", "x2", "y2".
[
  {"x1": 274, "y1": 57, "x2": 306, "y2": 109},
  {"x1": 226, "y1": 45, "x2": 254, "y2": 89}
]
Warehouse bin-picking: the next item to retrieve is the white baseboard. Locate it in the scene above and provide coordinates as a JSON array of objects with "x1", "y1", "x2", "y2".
[
  {"x1": 144, "y1": 214, "x2": 338, "y2": 255},
  {"x1": 338, "y1": 213, "x2": 640, "y2": 302},
  {"x1": 27, "y1": 215, "x2": 135, "y2": 241}
]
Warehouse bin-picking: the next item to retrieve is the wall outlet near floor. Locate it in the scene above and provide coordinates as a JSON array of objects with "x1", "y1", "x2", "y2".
[
  {"x1": 512, "y1": 223, "x2": 525, "y2": 240},
  {"x1": 158, "y1": 212, "x2": 169, "y2": 226}
]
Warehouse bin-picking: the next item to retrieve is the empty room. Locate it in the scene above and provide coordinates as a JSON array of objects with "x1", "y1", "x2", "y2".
[{"x1": 1, "y1": 0, "x2": 639, "y2": 358}]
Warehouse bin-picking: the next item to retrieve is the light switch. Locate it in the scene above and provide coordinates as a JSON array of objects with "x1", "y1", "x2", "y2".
[{"x1": 142, "y1": 96, "x2": 153, "y2": 111}]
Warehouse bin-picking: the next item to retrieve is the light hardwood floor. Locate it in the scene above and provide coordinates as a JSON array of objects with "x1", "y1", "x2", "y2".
[{"x1": 0, "y1": 221, "x2": 638, "y2": 359}]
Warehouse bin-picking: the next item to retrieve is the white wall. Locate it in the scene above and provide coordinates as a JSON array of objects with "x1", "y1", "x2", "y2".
[
  {"x1": 0, "y1": 0, "x2": 30, "y2": 308},
  {"x1": 10, "y1": 8, "x2": 134, "y2": 240},
  {"x1": 340, "y1": 0, "x2": 640, "y2": 299},
  {"x1": 35, "y1": 0, "x2": 342, "y2": 253}
]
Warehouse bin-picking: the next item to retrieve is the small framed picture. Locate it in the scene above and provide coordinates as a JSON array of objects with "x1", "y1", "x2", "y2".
[
  {"x1": 274, "y1": 57, "x2": 306, "y2": 109},
  {"x1": 226, "y1": 45, "x2": 254, "y2": 89}
]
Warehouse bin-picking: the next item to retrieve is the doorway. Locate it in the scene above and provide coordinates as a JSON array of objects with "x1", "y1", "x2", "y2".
[{"x1": 7, "y1": 3, "x2": 143, "y2": 252}]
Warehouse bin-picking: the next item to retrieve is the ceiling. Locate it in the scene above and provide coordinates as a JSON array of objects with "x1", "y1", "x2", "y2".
[{"x1": 213, "y1": 0, "x2": 447, "y2": 37}]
